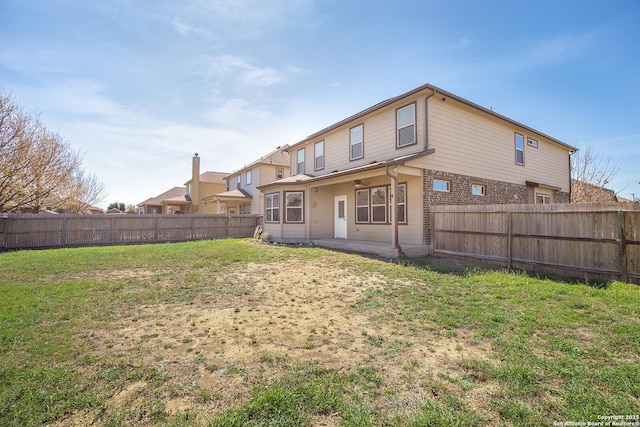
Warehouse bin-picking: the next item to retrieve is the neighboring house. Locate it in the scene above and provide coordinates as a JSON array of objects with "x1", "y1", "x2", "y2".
[
  {"x1": 571, "y1": 179, "x2": 618, "y2": 203},
  {"x1": 257, "y1": 83, "x2": 576, "y2": 256},
  {"x1": 137, "y1": 155, "x2": 228, "y2": 214},
  {"x1": 204, "y1": 146, "x2": 290, "y2": 215},
  {"x1": 138, "y1": 186, "x2": 188, "y2": 214},
  {"x1": 184, "y1": 155, "x2": 228, "y2": 213}
]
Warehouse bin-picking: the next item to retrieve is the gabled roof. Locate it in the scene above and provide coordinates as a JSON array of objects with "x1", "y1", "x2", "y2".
[
  {"x1": 138, "y1": 186, "x2": 186, "y2": 206},
  {"x1": 225, "y1": 145, "x2": 290, "y2": 178},
  {"x1": 184, "y1": 171, "x2": 228, "y2": 185},
  {"x1": 286, "y1": 83, "x2": 576, "y2": 152},
  {"x1": 202, "y1": 189, "x2": 252, "y2": 202}
]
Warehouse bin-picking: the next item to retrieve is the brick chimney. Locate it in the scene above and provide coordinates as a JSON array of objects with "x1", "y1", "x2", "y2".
[{"x1": 191, "y1": 153, "x2": 200, "y2": 213}]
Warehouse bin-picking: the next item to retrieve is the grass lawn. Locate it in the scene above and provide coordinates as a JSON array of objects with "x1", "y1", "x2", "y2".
[{"x1": 0, "y1": 239, "x2": 638, "y2": 426}]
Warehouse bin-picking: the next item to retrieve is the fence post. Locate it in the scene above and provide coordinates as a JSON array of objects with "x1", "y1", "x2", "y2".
[
  {"x1": 111, "y1": 216, "x2": 116, "y2": 245},
  {"x1": 154, "y1": 216, "x2": 159, "y2": 242},
  {"x1": 507, "y1": 211, "x2": 513, "y2": 271},
  {"x1": 618, "y1": 211, "x2": 628, "y2": 283},
  {"x1": 0, "y1": 215, "x2": 5, "y2": 250},
  {"x1": 62, "y1": 216, "x2": 68, "y2": 247}
]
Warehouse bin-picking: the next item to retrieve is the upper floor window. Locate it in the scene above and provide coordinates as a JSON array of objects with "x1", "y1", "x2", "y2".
[
  {"x1": 527, "y1": 137, "x2": 538, "y2": 148},
  {"x1": 350, "y1": 124, "x2": 364, "y2": 160},
  {"x1": 314, "y1": 141, "x2": 324, "y2": 170},
  {"x1": 515, "y1": 133, "x2": 525, "y2": 165},
  {"x1": 246, "y1": 170, "x2": 252, "y2": 185},
  {"x1": 296, "y1": 149, "x2": 305, "y2": 175},
  {"x1": 237, "y1": 175, "x2": 241, "y2": 189},
  {"x1": 397, "y1": 103, "x2": 416, "y2": 147},
  {"x1": 276, "y1": 168, "x2": 284, "y2": 180}
]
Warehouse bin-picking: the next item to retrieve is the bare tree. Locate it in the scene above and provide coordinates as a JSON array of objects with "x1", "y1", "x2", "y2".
[
  {"x1": 58, "y1": 168, "x2": 108, "y2": 214},
  {"x1": 1, "y1": 88, "x2": 85, "y2": 212},
  {"x1": 571, "y1": 144, "x2": 621, "y2": 203}
]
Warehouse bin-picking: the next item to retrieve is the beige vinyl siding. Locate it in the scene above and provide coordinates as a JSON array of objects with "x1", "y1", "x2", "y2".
[
  {"x1": 293, "y1": 100, "x2": 426, "y2": 176},
  {"x1": 417, "y1": 98, "x2": 570, "y2": 192}
]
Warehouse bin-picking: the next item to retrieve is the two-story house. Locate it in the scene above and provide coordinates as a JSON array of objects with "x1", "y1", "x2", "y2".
[
  {"x1": 257, "y1": 83, "x2": 576, "y2": 257},
  {"x1": 203, "y1": 146, "x2": 290, "y2": 214},
  {"x1": 138, "y1": 155, "x2": 228, "y2": 214}
]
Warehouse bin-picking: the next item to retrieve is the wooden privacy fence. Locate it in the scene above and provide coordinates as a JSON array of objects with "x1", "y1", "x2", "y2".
[
  {"x1": 0, "y1": 214, "x2": 262, "y2": 250},
  {"x1": 431, "y1": 203, "x2": 640, "y2": 284}
]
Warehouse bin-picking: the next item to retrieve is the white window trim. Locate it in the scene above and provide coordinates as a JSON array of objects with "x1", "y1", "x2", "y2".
[
  {"x1": 276, "y1": 168, "x2": 284, "y2": 180},
  {"x1": 471, "y1": 184, "x2": 486, "y2": 196},
  {"x1": 265, "y1": 192, "x2": 280, "y2": 223},
  {"x1": 433, "y1": 179, "x2": 450, "y2": 192},
  {"x1": 246, "y1": 170, "x2": 252, "y2": 186}
]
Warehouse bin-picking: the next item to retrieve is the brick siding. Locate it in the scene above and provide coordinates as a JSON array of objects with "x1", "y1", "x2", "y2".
[{"x1": 422, "y1": 169, "x2": 570, "y2": 245}]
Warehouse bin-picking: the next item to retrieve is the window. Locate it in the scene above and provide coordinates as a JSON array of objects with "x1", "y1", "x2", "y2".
[
  {"x1": 314, "y1": 141, "x2": 324, "y2": 170},
  {"x1": 536, "y1": 193, "x2": 551, "y2": 204},
  {"x1": 515, "y1": 133, "x2": 525, "y2": 165},
  {"x1": 285, "y1": 191, "x2": 304, "y2": 223},
  {"x1": 471, "y1": 184, "x2": 486, "y2": 196},
  {"x1": 265, "y1": 193, "x2": 280, "y2": 222},
  {"x1": 246, "y1": 170, "x2": 252, "y2": 185},
  {"x1": 296, "y1": 149, "x2": 305, "y2": 175},
  {"x1": 371, "y1": 187, "x2": 387, "y2": 223},
  {"x1": 355, "y1": 189, "x2": 369, "y2": 223},
  {"x1": 356, "y1": 183, "x2": 407, "y2": 224},
  {"x1": 276, "y1": 168, "x2": 284, "y2": 179},
  {"x1": 239, "y1": 203, "x2": 251, "y2": 214},
  {"x1": 350, "y1": 124, "x2": 364, "y2": 160},
  {"x1": 394, "y1": 184, "x2": 407, "y2": 223},
  {"x1": 237, "y1": 175, "x2": 241, "y2": 189},
  {"x1": 226, "y1": 180, "x2": 230, "y2": 191},
  {"x1": 527, "y1": 137, "x2": 538, "y2": 148},
  {"x1": 397, "y1": 103, "x2": 416, "y2": 147},
  {"x1": 433, "y1": 179, "x2": 450, "y2": 192}
]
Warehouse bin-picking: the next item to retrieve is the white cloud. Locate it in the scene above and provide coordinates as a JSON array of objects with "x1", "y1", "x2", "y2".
[{"x1": 198, "y1": 54, "x2": 289, "y2": 87}]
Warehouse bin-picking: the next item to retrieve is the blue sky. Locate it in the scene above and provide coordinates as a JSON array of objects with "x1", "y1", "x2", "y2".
[{"x1": 1, "y1": 0, "x2": 639, "y2": 207}]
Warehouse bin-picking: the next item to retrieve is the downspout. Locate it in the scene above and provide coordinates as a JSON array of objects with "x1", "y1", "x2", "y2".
[
  {"x1": 568, "y1": 149, "x2": 577, "y2": 202},
  {"x1": 424, "y1": 88, "x2": 437, "y2": 150},
  {"x1": 386, "y1": 164, "x2": 401, "y2": 255}
]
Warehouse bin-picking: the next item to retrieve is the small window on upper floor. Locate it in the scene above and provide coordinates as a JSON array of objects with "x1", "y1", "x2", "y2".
[
  {"x1": 515, "y1": 133, "x2": 525, "y2": 165},
  {"x1": 397, "y1": 103, "x2": 416, "y2": 147},
  {"x1": 314, "y1": 141, "x2": 324, "y2": 170},
  {"x1": 433, "y1": 179, "x2": 450, "y2": 192},
  {"x1": 276, "y1": 168, "x2": 284, "y2": 180},
  {"x1": 246, "y1": 170, "x2": 252, "y2": 185},
  {"x1": 296, "y1": 149, "x2": 305, "y2": 175},
  {"x1": 350, "y1": 124, "x2": 364, "y2": 160},
  {"x1": 527, "y1": 137, "x2": 538, "y2": 148},
  {"x1": 237, "y1": 175, "x2": 241, "y2": 189}
]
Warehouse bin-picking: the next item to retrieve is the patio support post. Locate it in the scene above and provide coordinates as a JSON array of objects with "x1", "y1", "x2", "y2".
[{"x1": 386, "y1": 165, "x2": 400, "y2": 252}]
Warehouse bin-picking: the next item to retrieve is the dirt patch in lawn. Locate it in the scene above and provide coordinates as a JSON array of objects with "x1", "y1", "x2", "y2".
[{"x1": 61, "y1": 254, "x2": 498, "y2": 425}]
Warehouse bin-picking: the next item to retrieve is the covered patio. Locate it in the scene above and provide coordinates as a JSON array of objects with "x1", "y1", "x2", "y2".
[{"x1": 311, "y1": 238, "x2": 427, "y2": 259}]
